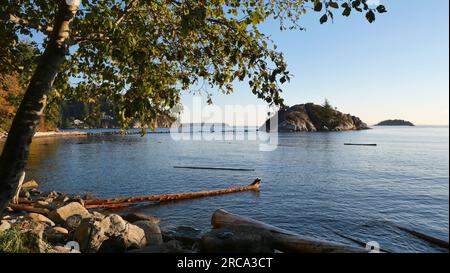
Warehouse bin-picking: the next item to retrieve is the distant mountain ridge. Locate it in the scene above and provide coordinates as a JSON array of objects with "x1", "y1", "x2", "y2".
[{"x1": 261, "y1": 103, "x2": 369, "y2": 132}]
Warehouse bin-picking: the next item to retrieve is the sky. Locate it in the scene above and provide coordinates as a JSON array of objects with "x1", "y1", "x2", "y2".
[{"x1": 180, "y1": 0, "x2": 450, "y2": 126}]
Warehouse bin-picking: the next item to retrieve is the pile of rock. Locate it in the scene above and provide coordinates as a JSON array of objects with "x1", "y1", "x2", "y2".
[{"x1": 0, "y1": 182, "x2": 199, "y2": 253}]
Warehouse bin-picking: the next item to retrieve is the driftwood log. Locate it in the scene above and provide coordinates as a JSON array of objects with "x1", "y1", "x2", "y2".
[
  {"x1": 8, "y1": 203, "x2": 50, "y2": 215},
  {"x1": 83, "y1": 179, "x2": 261, "y2": 206},
  {"x1": 211, "y1": 209, "x2": 367, "y2": 253},
  {"x1": 10, "y1": 180, "x2": 261, "y2": 213}
]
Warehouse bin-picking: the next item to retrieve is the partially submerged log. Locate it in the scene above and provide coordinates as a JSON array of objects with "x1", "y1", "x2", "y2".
[
  {"x1": 211, "y1": 209, "x2": 367, "y2": 253},
  {"x1": 83, "y1": 179, "x2": 261, "y2": 206},
  {"x1": 395, "y1": 225, "x2": 449, "y2": 250},
  {"x1": 174, "y1": 166, "x2": 255, "y2": 171},
  {"x1": 344, "y1": 143, "x2": 377, "y2": 146}
]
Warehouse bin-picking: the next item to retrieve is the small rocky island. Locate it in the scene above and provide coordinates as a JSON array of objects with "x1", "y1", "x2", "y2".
[
  {"x1": 261, "y1": 102, "x2": 369, "y2": 132},
  {"x1": 375, "y1": 119, "x2": 414, "y2": 126}
]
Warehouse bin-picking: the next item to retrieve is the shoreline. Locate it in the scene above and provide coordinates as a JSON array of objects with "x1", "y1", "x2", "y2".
[{"x1": 0, "y1": 179, "x2": 370, "y2": 254}]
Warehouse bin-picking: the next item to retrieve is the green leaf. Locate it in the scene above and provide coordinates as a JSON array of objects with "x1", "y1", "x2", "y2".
[
  {"x1": 376, "y1": 5, "x2": 387, "y2": 13},
  {"x1": 366, "y1": 10, "x2": 375, "y2": 23},
  {"x1": 320, "y1": 14, "x2": 328, "y2": 24},
  {"x1": 314, "y1": 1, "x2": 323, "y2": 12},
  {"x1": 342, "y1": 7, "x2": 351, "y2": 17}
]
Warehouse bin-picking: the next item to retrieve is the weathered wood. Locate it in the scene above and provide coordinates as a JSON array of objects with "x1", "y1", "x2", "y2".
[
  {"x1": 12, "y1": 172, "x2": 25, "y2": 204},
  {"x1": 211, "y1": 209, "x2": 367, "y2": 253},
  {"x1": 84, "y1": 203, "x2": 136, "y2": 209},
  {"x1": 84, "y1": 179, "x2": 261, "y2": 206},
  {"x1": 396, "y1": 225, "x2": 449, "y2": 249},
  {"x1": 8, "y1": 203, "x2": 50, "y2": 215},
  {"x1": 174, "y1": 166, "x2": 255, "y2": 171}
]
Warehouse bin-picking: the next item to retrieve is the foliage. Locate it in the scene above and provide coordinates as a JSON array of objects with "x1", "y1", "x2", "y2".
[
  {"x1": 0, "y1": 42, "x2": 60, "y2": 132},
  {"x1": 318, "y1": 98, "x2": 343, "y2": 128},
  {"x1": 0, "y1": 227, "x2": 31, "y2": 253},
  {"x1": 0, "y1": 0, "x2": 386, "y2": 128}
]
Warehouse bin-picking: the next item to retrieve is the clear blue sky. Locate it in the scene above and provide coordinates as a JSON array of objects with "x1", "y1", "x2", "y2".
[{"x1": 181, "y1": 0, "x2": 449, "y2": 126}]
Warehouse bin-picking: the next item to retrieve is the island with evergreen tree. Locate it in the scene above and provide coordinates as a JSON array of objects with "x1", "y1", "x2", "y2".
[{"x1": 375, "y1": 119, "x2": 415, "y2": 126}]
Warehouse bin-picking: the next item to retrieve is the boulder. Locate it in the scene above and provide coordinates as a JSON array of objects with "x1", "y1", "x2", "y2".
[
  {"x1": 21, "y1": 180, "x2": 39, "y2": 189},
  {"x1": 74, "y1": 214, "x2": 146, "y2": 253},
  {"x1": 163, "y1": 226, "x2": 202, "y2": 248},
  {"x1": 65, "y1": 214, "x2": 83, "y2": 230},
  {"x1": 133, "y1": 220, "x2": 163, "y2": 245},
  {"x1": 121, "y1": 212, "x2": 160, "y2": 225},
  {"x1": 15, "y1": 220, "x2": 49, "y2": 253},
  {"x1": 45, "y1": 227, "x2": 69, "y2": 244},
  {"x1": 26, "y1": 213, "x2": 55, "y2": 227},
  {"x1": 0, "y1": 220, "x2": 11, "y2": 232},
  {"x1": 48, "y1": 202, "x2": 90, "y2": 226},
  {"x1": 200, "y1": 226, "x2": 274, "y2": 253}
]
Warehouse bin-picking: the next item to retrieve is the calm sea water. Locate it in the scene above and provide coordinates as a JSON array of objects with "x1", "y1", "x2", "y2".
[{"x1": 6, "y1": 126, "x2": 449, "y2": 252}]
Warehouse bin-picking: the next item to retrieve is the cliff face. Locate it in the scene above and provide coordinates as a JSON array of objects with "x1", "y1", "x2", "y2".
[{"x1": 261, "y1": 103, "x2": 369, "y2": 132}]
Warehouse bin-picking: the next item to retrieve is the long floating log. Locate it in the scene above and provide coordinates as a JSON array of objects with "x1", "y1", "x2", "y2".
[
  {"x1": 174, "y1": 166, "x2": 255, "y2": 171},
  {"x1": 344, "y1": 143, "x2": 377, "y2": 146},
  {"x1": 395, "y1": 225, "x2": 449, "y2": 249},
  {"x1": 84, "y1": 179, "x2": 261, "y2": 206},
  {"x1": 211, "y1": 209, "x2": 367, "y2": 253}
]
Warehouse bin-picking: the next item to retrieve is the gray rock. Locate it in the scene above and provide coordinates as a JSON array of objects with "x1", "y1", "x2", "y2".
[
  {"x1": 17, "y1": 221, "x2": 49, "y2": 253},
  {"x1": 48, "y1": 202, "x2": 90, "y2": 226},
  {"x1": 121, "y1": 212, "x2": 160, "y2": 225},
  {"x1": 163, "y1": 226, "x2": 202, "y2": 248},
  {"x1": 200, "y1": 226, "x2": 274, "y2": 253},
  {"x1": 74, "y1": 214, "x2": 146, "y2": 253},
  {"x1": 45, "y1": 227, "x2": 69, "y2": 244},
  {"x1": 133, "y1": 220, "x2": 163, "y2": 245},
  {"x1": 0, "y1": 220, "x2": 11, "y2": 232},
  {"x1": 26, "y1": 213, "x2": 55, "y2": 227},
  {"x1": 21, "y1": 180, "x2": 39, "y2": 189},
  {"x1": 65, "y1": 214, "x2": 83, "y2": 230}
]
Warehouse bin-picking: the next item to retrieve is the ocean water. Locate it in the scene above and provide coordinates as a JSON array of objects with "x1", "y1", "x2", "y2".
[{"x1": 5, "y1": 126, "x2": 449, "y2": 252}]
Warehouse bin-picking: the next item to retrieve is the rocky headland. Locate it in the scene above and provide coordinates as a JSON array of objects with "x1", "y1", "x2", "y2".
[{"x1": 261, "y1": 103, "x2": 369, "y2": 132}]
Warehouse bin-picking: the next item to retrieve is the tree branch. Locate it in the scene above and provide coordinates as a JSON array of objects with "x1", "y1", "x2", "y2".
[{"x1": 2, "y1": 13, "x2": 53, "y2": 33}]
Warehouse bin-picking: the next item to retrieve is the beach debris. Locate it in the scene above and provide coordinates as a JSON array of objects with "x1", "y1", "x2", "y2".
[
  {"x1": 211, "y1": 209, "x2": 367, "y2": 253},
  {"x1": 173, "y1": 166, "x2": 255, "y2": 171}
]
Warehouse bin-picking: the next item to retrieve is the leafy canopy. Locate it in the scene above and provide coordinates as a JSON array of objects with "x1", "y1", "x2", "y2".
[{"x1": 0, "y1": 0, "x2": 386, "y2": 127}]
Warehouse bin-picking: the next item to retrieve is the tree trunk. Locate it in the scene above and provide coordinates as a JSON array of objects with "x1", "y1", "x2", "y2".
[{"x1": 0, "y1": 0, "x2": 79, "y2": 217}]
